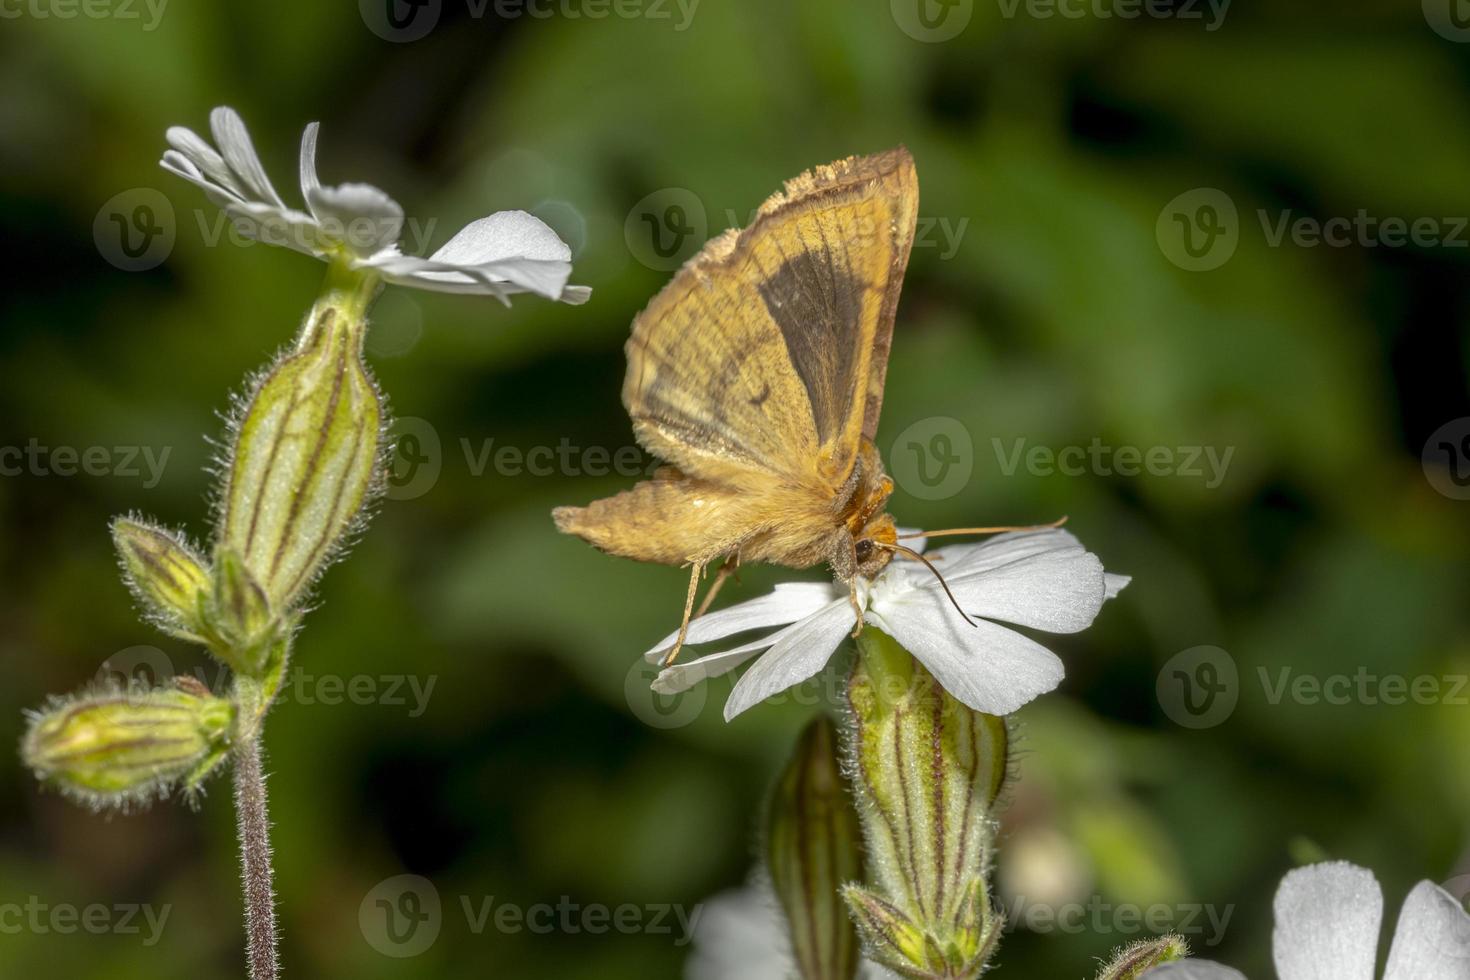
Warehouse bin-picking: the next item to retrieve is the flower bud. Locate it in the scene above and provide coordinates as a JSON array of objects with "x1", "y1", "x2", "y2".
[
  {"x1": 1094, "y1": 936, "x2": 1189, "y2": 979},
  {"x1": 766, "y1": 716, "x2": 864, "y2": 980},
  {"x1": 219, "y1": 276, "x2": 384, "y2": 612},
  {"x1": 842, "y1": 628, "x2": 1008, "y2": 979},
  {"x1": 111, "y1": 516, "x2": 210, "y2": 642},
  {"x1": 841, "y1": 886, "x2": 930, "y2": 970},
  {"x1": 22, "y1": 680, "x2": 234, "y2": 809},
  {"x1": 199, "y1": 548, "x2": 277, "y2": 674}
]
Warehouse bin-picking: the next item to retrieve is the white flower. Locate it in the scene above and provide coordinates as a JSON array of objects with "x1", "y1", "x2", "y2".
[
  {"x1": 688, "y1": 881, "x2": 900, "y2": 980},
  {"x1": 648, "y1": 528, "x2": 1130, "y2": 722},
  {"x1": 160, "y1": 106, "x2": 589, "y2": 305},
  {"x1": 1147, "y1": 862, "x2": 1470, "y2": 980}
]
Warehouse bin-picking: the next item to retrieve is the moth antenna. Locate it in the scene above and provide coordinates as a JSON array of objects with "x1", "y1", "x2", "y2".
[
  {"x1": 895, "y1": 515, "x2": 1068, "y2": 541},
  {"x1": 877, "y1": 542, "x2": 976, "y2": 628}
]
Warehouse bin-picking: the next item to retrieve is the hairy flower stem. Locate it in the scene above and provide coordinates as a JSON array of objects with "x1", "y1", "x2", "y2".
[{"x1": 234, "y1": 733, "x2": 278, "y2": 980}]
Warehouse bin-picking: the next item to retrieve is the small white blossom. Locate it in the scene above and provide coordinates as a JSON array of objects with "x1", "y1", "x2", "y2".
[
  {"x1": 688, "y1": 881, "x2": 900, "y2": 980},
  {"x1": 648, "y1": 528, "x2": 1129, "y2": 722},
  {"x1": 1147, "y1": 862, "x2": 1470, "y2": 980},
  {"x1": 161, "y1": 106, "x2": 588, "y2": 305}
]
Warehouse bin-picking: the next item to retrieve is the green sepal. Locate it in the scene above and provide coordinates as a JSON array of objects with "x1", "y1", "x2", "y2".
[
  {"x1": 217, "y1": 268, "x2": 384, "y2": 613},
  {"x1": 766, "y1": 716, "x2": 865, "y2": 980},
  {"x1": 22, "y1": 677, "x2": 234, "y2": 811},
  {"x1": 1095, "y1": 936, "x2": 1190, "y2": 979},
  {"x1": 199, "y1": 548, "x2": 278, "y2": 674},
  {"x1": 111, "y1": 516, "x2": 211, "y2": 642}
]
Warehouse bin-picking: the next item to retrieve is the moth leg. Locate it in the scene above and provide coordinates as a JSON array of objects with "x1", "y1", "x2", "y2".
[
  {"x1": 693, "y1": 554, "x2": 740, "y2": 621},
  {"x1": 663, "y1": 561, "x2": 706, "y2": 667},
  {"x1": 844, "y1": 535, "x2": 866, "y2": 638},
  {"x1": 848, "y1": 580, "x2": 865, "y2": 638}
]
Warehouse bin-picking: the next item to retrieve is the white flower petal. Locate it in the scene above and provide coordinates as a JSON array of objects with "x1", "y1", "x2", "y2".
[
  {"x1": 209, "y1": 106, "x2": 287, "y2": 210},
  {"x1": 723, "y1": 597, "x2": 855, "y2": 720},
  {"x1": 940, "y1": 548, "x2": 1108, "y2": 635},
  {"x1": 1272, "y1": 862, "x2": 1382, "y2": 980},
  {"x1": 560, "y1": 284, "x2": 593, "y2": 305},
  {"x1": 688, "y1": 881, "x2": 902, "y2": 980},
  {"x1": 643, "y1": 581, "x2": 841, "y2": 662},
  {"x1": 652, "y1": 637, "x2": 778, "y2": 695},
  {"x1": 306, "y1": 182, "x2": 404, "y2": 257},
  {"x1": 1143, "y1": 963, "x2": 1249, "y2": 980},
  {"x1": 431, "y1": 210, "x2": 572, "y2": 265},
  {"x1": 686, "y1": 885, "x2": 794, "y2": 980},
  {"x1": 160, "y1": 149, "x2": 246, "y2": 209},
  {"x1": 870, "y1": 595, "x2": 1064, "y2": 715},
  {"x1": 1105, "y1": 573, "x2": 1132, "y2": 599},
  {"x1": 299, "y1": 121, "x2": 322, "y2": 216},
  {"x1": 164, "y1": 125, "x2": 238, "y2": 195},
  {"x1": 223, "y1": 200, "x2": 329, "y2": 258},
  {"x1": 860, "y1": 964, "x2": 903, "y2": 980},
  {"x1": 1382, "y1": 880, "x2": 1470, "y2": 980},
  {"x1": 367, "y1": 252, "x2": 573, "y2": 301},
  {"x1": 933, "y1": 528, "x2": 1086, "y2": 577}
]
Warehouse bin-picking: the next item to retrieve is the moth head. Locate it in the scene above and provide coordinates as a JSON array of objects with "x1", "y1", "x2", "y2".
[{"x1": 853, "y1": 513, "x2": 898, "y2": 579}]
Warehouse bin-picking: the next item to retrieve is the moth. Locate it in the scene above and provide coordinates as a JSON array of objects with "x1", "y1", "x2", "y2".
[{"x1": 556, "y1": 148, "x2": 1015, "y2": 663}]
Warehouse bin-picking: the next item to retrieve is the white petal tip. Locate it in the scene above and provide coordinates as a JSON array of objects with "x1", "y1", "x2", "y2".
[{"x1": 1104, "y1": 573, "x2": 1132, "y2": 599}]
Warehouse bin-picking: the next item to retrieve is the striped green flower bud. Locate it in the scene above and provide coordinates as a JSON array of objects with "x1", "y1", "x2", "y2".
[
  {"x1": 1095, "y1": 936, "x2": 1189, "y2": 979},
  {"x1": 841, "y1": 629, "x2": 1008, "y2": 980},
  {"x1": 766, "y1": 716, "x2": 865, "y2": 980},
  {"x1": 198, "y1": 548, "x2": 277, "y2": 675},
  {"x1": 22, "y1": 678, "x2": 234, "y2": 810},
  {"x1": 218, "y1": 266, "x2": 384, "y2": 613},
  {"x1": 111, "y1": 516, "x2": 211, "y2": 642}
]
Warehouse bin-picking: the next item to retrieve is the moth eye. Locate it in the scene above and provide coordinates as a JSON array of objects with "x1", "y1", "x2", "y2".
[{"x1": 855, "y1": 539, "x2": 874, "y2": 562}]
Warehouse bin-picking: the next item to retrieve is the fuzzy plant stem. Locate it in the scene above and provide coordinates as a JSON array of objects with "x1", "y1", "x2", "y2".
[{"x1": 233, "y1": 734, "x2": 279, "y2": 980}]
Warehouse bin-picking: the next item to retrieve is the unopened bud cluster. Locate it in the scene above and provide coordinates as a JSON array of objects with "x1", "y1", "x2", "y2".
[
  {"x1": 842, "y1": 629, "x2": 1008, "y2": 980},
  {"x1": 24, "y1": 263, "x2": 387, "y2": 807},
  {"x1": 23, "y1": 678, "x2": 234, "y2": 809}
]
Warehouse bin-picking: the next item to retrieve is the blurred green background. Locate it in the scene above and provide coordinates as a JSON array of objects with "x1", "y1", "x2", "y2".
[{"x1": 2, "y1": 1, "x2": 1469, "y2": 977}]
